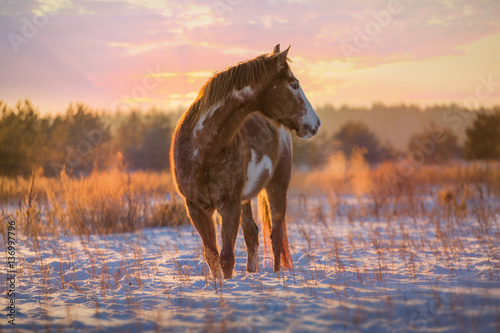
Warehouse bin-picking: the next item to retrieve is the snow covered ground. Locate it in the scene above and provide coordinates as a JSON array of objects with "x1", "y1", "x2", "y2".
[{"x1": 2, "y1": 194, "x2": 500, "y2": 332}]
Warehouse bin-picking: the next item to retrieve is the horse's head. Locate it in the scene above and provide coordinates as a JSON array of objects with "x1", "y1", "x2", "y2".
[{"x1": 260, "y1": 44, "x2": 321, "y2": 138}]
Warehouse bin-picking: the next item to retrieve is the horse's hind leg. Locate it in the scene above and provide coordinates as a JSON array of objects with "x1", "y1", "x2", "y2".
[
  {"x1": 266, "y1": 160, "x2": 293, "y2": 272},
  {"x1": 241, "y1": 201, "x2": 259, "y2": 272},
  {"x1": 185, "y1": 200, "x2": 222, "y2": 280},
  {"x1": 218, "y1": 198, "x2": 241, "y2": 279}
]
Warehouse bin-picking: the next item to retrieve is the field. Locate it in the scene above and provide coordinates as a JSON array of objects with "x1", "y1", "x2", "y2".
[{"x1": 1, "y1": 157, "x2": 500, "y2": 332}]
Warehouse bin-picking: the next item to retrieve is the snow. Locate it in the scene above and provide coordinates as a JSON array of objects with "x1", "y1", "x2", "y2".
[{"x1": 2, "y1": 194, "x2": 500, "y2": 332}]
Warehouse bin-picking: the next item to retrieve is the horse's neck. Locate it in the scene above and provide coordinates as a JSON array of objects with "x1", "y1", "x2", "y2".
[{"x1": 192, "y1": 100, "x2": 255, "y2": 153}]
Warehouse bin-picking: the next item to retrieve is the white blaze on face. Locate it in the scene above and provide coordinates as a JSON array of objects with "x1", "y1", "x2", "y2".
[
  {"x1": 242, "y1": 150, "x2": 273, "y2": 197},
  {"x1": 298, "y1": 85, "x2": 319, "y2": 138},
  {"x1": 299, "y1": 86, "x2": 314, "y2": 115},
  {"x1": 194, "y1": 101, "x2": 222, "y2": 137}
]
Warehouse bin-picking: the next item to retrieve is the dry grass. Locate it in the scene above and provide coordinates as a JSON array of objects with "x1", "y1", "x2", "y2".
[
  {"x1": 288, "y1": 156, "x2": 500, "y2": 297},
  {"x1": 2, "y1": 154, "x2": 498, "y2": 239},
  {"x1": 1, "y1": 154, "x2": 189, "y2": 237},
  {"x1": 288, "y1": 156, "x2": 499, "y2": 300},
  {"x1": 292, "y1": 154, "x2": 500, "y2": 197},
  {"x1": 291, "y1": 155, "x2": 500, "y2": 221}
]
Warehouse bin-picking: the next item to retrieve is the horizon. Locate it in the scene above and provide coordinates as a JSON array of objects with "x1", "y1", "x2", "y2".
[
  {"x1": 1, "y1": 0, "x2": 500, "y2": 115},
  {"x1": 3, "y1": 98, "x2": 498, "y2": 118}
]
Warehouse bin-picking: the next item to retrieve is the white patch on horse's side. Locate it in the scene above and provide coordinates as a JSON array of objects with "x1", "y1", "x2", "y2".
[
  {"x1": 242, "y1": 150, "x2": 273, "y2": 197},
  {"x1": 193, "y1": 148, "x2": 198, "y2": 157},
  {"x1": 279, "y1": 125, "x2": 291, "y2": 152},
  {"x1": 194, "y1": 101, "x2": 222, "y2": 137},
  {"x1": 232, "y1": 86, "x2": 254, "y2": 101}
]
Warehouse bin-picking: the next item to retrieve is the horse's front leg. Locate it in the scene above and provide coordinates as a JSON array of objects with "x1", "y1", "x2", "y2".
[
  {"x1": 185, "y1": 200, "x2": 222, "y2": 280},
  {"x1": 241, "y1": 201, "x2": 259, "y2": 272},
  {"x1": 218, "y1": 197, "x2": 241, "y2": 279}
]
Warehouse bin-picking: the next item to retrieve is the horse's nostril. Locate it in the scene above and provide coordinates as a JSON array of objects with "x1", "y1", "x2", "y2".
[{"x1": 303, "y1": 124, "x2": 318, "y2": 136}]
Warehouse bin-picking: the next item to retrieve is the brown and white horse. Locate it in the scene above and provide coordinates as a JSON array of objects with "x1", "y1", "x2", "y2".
[{"x1": 170, "y1": 44, "x2": 320, "y2": 280}]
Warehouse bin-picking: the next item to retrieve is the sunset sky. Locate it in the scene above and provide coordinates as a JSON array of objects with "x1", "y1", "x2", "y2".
[{"x1": 1, "y1": 0, "x2": 499, "y2": 114}]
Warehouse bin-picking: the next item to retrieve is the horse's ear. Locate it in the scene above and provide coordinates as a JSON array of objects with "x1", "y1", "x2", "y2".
[
  {"x1": 282, "y1": 45, "x2": 291, "y2": 58},
  {"x1": 271, "y1": 44, "x2": 280, "y2": 55},
  {"x1": 273, "y1": 45, "x2": 290, "y2": 64}
]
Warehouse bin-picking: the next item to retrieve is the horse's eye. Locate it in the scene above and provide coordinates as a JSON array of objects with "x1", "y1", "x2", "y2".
[{"x1": 290, "y1": 83, "x2": 299, "y2": 90}]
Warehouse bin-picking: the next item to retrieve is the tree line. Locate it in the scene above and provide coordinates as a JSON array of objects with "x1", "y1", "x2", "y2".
[
  {"x1": 294, "y1": 110, "x2": 499, "y2": 169},
  {"x1": 0, "y1": 99, "x2": 499, "y2": 177},
  {"x1": 0, "y1": 100, "x2": 176, "y2": 177}
]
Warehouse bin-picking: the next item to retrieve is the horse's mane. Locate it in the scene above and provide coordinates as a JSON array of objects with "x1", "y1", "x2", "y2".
[{"x1": 183, "y1": 54, "x2": 272, "y2": 125}]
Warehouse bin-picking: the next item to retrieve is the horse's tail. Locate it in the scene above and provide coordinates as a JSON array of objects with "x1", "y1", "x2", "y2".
[
  {"x1": 258, "y1": 190, "x2": 293, "y2": 270},
  {"x1": 258, "y1": 191, "x2": 273, "y2": 267}
]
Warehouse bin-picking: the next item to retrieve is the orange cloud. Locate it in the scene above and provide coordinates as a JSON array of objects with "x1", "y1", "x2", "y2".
[{"x1": 0, "y1": 0, "x2": 499, "y2": 113}]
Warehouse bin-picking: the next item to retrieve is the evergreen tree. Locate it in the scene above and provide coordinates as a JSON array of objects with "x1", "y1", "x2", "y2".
[
  {"x1": 465, "y1": 110, "x2": 500, "y2": 160},
  {"x1": 333, "y1": 121, "x2": 395, "y2": 164},
  {"x1": 408, "y1": 124, "x2": 461, "y2": 163}
]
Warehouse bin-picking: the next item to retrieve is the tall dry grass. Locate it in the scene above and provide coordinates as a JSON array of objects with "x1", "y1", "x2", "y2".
[
  {"x1": 290, "y1": 152, "x2": 500, "y2": 228},
  {"x1": 293, "y1": 154, "x2": 500, "y2": 197},
  {"x1": 287, "y1": 155, "x2": 499, "y2": 314},
  {"x1": 1, "y1": 154, "x2": 189, "y2": 237},
  {"x1": 1, "y1": 149, "x2": 499, "y2": 240}
]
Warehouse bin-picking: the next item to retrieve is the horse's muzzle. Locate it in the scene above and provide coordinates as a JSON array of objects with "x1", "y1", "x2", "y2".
[{"x1": 297, "y1": 119, "x2": 321, "y2": 138}]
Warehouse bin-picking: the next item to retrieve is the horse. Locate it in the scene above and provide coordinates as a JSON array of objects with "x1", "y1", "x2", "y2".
[{"x1": 170, "y1": 44, "x2": 321, "y2": 280}]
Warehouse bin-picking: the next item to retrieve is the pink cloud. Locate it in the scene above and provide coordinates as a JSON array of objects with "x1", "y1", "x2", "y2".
[{"x1": 0, "y1": 0, "x2": 498, "y2": 112}]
